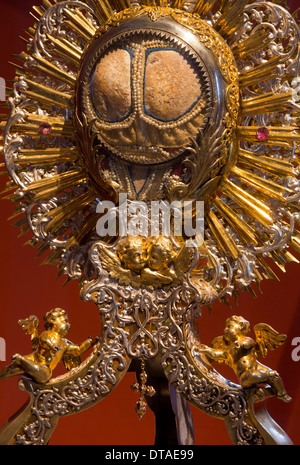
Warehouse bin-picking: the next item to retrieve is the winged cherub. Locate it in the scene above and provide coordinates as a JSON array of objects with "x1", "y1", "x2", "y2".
[
  {"x1": 0, "y1": 308, "x2": 98, "y2": 384},
  {"x1": 198, "y1": 315, "x2": 291, "y2": 402},
  {"x1": 97, "y1": 235, "x2": 197, "y2": 288}
]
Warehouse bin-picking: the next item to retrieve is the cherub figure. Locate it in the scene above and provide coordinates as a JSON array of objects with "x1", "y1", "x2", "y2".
[
  {"x1": 141, "y1": 236, "x2": 197, "y2": 286},
  {"x1": 198, "y1": 315, "x2": 291, "y2": 402},
  {"x1": 98, "y1": 235, "x2": 196, "y2": 288},
  {"x1": 117, "y1": 236, "x2": 147, "y2": 273},
  {"x1": 0, "y1": 308, "x2": 98, "y2": 384},
  {"x1": 141, "y1": 236, "x2": 176, "y2": 285},
  {"x1": 96, "y1": 236, "x2": 147, "y2": 287}
]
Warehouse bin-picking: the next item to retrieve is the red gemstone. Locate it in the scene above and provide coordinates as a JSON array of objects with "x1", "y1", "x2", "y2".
[
  {"x1": 256, "y1": 127, "x2": 269, "y2": 141},
  {"x1": 39, "y1": 122, "x2": 52, "y2": 135}
]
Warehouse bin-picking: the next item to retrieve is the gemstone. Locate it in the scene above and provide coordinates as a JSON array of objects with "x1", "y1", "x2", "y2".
[
  {"x1": 256, "y1": 126, "x2": 269, "y2": 140},
  {"x1": 39, "y1": 122, "x2": 52, "y2": 135}
]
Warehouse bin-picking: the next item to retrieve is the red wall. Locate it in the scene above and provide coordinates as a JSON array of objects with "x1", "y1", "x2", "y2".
[{"x1": 0, "y1": 0, "x2": 299, "y2": 445}]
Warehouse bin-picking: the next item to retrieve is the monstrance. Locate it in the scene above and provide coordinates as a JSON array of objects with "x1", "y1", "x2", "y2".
[{"x1": 0, "y1": 0, "x2": 299, "y2": 445}]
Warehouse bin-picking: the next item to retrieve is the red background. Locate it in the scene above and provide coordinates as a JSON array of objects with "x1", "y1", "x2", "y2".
[{"x1": 0, "y1": 0, "x2": 299, "y2": 445}]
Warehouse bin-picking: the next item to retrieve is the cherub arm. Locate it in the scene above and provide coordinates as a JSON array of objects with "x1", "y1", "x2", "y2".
[
  {"x1": 199, "y1": 345, "x2": 228, "y2": 362},
  {"x1": 65, "y1": 336, "x2": 99, "y2": 357}
]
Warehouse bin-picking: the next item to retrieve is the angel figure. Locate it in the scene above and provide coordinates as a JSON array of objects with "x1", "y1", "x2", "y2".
[
  {"x1": 198, "y1": 315, "x2": 291, "y2": 402},
  {"x1": 0, "y1": 308, "x2": 98, "y2": 384},
  {"x1": 141, "y1": 236, "x2": 196, "y2": 286},
  {"x1": 97, "y1": 236, "x2": 147, "y2": 287},
  {"x1": 141, "y1": 236, "x2": 176, "y2": 285}
]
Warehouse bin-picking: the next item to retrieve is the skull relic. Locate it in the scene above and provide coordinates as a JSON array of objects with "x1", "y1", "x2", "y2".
[{"x1": 75, "y1": 9, "x2": 239, "y2": 202}]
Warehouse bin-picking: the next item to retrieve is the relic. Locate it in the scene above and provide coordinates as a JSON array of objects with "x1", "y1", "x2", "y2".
[{"x1": 0, "y1": 0, "x2": 299, "y2": 445}]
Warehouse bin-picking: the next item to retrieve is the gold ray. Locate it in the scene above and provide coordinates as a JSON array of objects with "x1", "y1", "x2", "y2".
[
  {"x1": 230, "y1": 166, "x2": 294, "y2": 202},
  {"x1": 21, "y1": 170, "x2": 88, "y2": 201},
  {"x1": 232, "y1": 29, "x2": 273, "y2": 60},
  {"x1": 241, "y1": 91, "x2": 294, "y2": 116},
  {"x1": 24, "y1": 78, "x2": 74, "y2": 109},
  {"x1": 221, "y1": 178, "x2": 273, "y2": 227},
  {"x1": 44, "y1": 190, "x2": 97, "y2": 233},
  {"x1": 2, "y1": 114, "x2": 74, "y2": 138},
  {"x1": 192, "y1": 0, "x2": 218, "y2": 16},
  {"x1": 32, "y1": 5, "x2": 45, "y2": 17},
  {"x1": 171, "y1": 0, "x2": 186, "y2": 9},
  {"x1": 256, "y1": 256, "x2": 280, "y2": 281},
  {"x1": 140, "y1": 0, "x2": 156, "y2": 5},
  {"x1": 17, "y1": 147, "x2": 79, "y2": 166},
  {"x1": 29, "y1": 12, "x2": 41, "y2": 23},
  {"x1": 31, "y1": 53, "x2": 77, "y2": 87},
  {"x1": 25, "y1": 27, "x2": 36, "y2": 38},
  {"x1": 239, "y1": 55, "x2": 284, "y2": 88},
  {"x1": 214, "y1": 0, "x2": 248, "y2": 36},
  {"x1": 238, "y1": 148, "x2": 296, "y2": 178},
  {"x1": 42, "y1": 0, "x2": 54, "y2": 9},
  {"x1": 237, "y1": 126, "x2": 300, "y2": 148},
  {"x1": 212, "y1": 196, "x2": 258, "y2": 245},
  {"x1": 290, "y1": 231, "x2": 300, "y2": 254},
  {"x1": 46, "y1": 34, "x2": 82, "y2": 67},
  {"x1": 207, "y1": 210, "x2": 240, "y2": 259},
  {"x1": 36, "y1": 241, "x2": 51, "y2": 257},
  {"x1": 10, "y1": 53, "x2": 76, "y2": 88},
  {"x1": 253, "y1": 268, "x2": 263, "y2": 292},
  {"x1": 270, "y1": 250, "x2": 288, "y2": 273},
  {"x1": 280, "y1": 249, "x2": 299, "y2": 264},
  {"x1": 63, "y1": 7, "x2": 96, "y2": 41},
  {"x1": 66, "y1": 213, "x2": 98, "y2": 248},
  {"x1": 41, "y1": 248, "x2": 63, "y2": 266},
  {"x1": 88, "y1": 0, "x2": 115, "y2": 23},
  {"x1": 112, "y1": 0, "x2": 132, "y2": 11}
]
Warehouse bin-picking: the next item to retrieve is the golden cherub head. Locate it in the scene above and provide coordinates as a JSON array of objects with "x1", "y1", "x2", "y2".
[
  {"x1": 145, "y1": 236, "x2": 176, "y2": 272},
  {"x1": 224, "y1": 315, "x2": 250, "y2": 342},
  {"x1": 44, "y1": 308, "x2": 71, "y2": 337},
  {"x1": 117, "y1": 236, "x2": 147, "y2": 273}
]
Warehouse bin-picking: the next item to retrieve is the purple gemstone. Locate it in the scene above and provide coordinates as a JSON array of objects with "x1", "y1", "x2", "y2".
[
  {"x1": 39, "y1": 122, "x2": 52, "y2": 135},
  {"x1": 256, "y1": 127, "x2": 269, "y2": 141}
]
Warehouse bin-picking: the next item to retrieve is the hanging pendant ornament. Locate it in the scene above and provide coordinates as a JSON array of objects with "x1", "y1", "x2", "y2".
[
  {"x1": 0, "y1": 0, "x2": 299, "y2": 445},
  {"x1": 131, "y1": 358, "x2": 156, "y2": 419}
]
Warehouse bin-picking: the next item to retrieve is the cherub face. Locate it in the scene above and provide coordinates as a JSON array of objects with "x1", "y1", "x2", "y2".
[
  {"x1": 224, "y1": 320, "x2": 241, "y2": 341},
  {"x1": 124, "y1": 246, "x2": 147, "y2": 272},
  {"x1": 52, "y1": 313, "x2": 71, "y2": 337},
  {"x1": 147, "y1": 238, "x2": 174, "y2": 271},
  {"x1": 118, "y1": 237, "x2": 147, "y2": 273}
]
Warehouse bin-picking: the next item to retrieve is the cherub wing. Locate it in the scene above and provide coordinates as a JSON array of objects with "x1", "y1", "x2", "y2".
[
  {"x1": 98, "y1": 244, "x2": 139, "y2": 284},
  {"x1": 18, "y1": 315, "x2": 39, "y2": 349},
  {"x1": 254, "y1": 323, "x2": 287, "y2": 358},
  {"x1": 63, "y1": 353, "x2": 82, "y2": 371},
  {"x1": 98, "y1": 244, "x2": 141, "y2": 287},
  {"x1": 174, "y1": 244, "x2": 197, "y2": 278}
]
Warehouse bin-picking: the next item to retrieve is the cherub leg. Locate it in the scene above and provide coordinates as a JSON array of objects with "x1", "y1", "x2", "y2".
[
  {"x1": 11, "y1": 354, "x2": 52, "y2": 384},
  {"x1": 0, "y1": 361, "x2": 24, "y2": 381},
  {"x1": 240, "y1": 366, "x2": 292, "y2": 403},
  {"x1": 266, "y1": 371, "x2": 292, "y2": 402}
]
